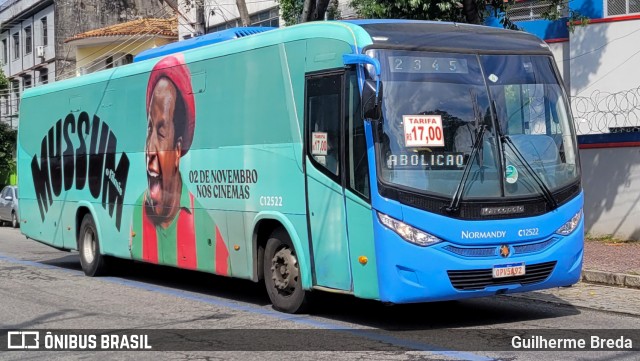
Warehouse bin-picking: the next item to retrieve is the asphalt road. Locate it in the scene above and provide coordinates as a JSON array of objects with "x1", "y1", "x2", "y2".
[{"x1": 0, "y1": 226, "x2": 638, "y2": 361}]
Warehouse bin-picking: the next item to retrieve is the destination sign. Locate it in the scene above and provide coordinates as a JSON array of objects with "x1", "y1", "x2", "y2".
[{"x1": 389, "y1": 56, "x2": 469, "y2": 74}]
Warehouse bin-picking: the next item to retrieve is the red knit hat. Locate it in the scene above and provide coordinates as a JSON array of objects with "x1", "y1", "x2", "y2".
[{"x1": 146, "y1": 53, "x2": 195, "y2": 156}]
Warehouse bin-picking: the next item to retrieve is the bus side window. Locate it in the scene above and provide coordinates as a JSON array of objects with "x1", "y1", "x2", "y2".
[{"x1": 346, "y1": 72, "x2": 369, "y2": 199}]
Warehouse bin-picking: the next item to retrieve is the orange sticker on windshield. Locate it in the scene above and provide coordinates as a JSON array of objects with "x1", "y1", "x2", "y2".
[{"x1": 403, "y1": 115, "x2": 444, "y2": 147}]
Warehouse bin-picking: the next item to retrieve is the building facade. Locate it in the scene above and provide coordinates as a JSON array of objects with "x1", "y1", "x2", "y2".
[
  {"x1": 0, "y1": 0, "x2": 55, "y2": 128},
  {"x1": 488, "y1": 0, "x2": 640, "y2": 135},
  {"x1": 0, "y1": 0, "x2": 172, "y2": 129},
  {"x1": 65, "y1": 17, "x2": 177, "y2": 76},
  {"x1": 492, "y1": 1, "x2": 640, "y2": 240},
  {"x1": 175, "y1": 0, "x2": 356, "y2": 39}
]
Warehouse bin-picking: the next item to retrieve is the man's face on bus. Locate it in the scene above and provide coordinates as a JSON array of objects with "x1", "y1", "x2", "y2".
[{"x1": 146, "y1": 78, "x2": 182, "y2": 219}]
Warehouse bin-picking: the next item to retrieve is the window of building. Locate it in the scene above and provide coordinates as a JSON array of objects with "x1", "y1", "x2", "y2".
[
  {"x1": 11, "y1": 80, "x2": 20, "y2": 109},
  {"x1": 12, "y1": 33, "x2": 19, "y2": 60},
  {"x1": 607, "y1": 0, "x2": 640, "y2": 15},
  {"x1": 3, "y1": 95, "x2": 9, "y2": 115},
  {"x1": 41, "y1": 17, "x2": 48, "y2": 46},
  {"x1": 506, "y1": 1, "x2": 567, "y2": 21},
  {"x1": 121, "y1": 54, "x2": 133, "y2": 65},
  {"x1": 209, "y1": 20, "x2": 239, "y2": 33},
  {"x1": 1, "y1": 39, "x2": 7, "y2": 65},
  {"x1": 23, "y1": 75, "x2": 32, "y2": 89},
  {"x1": 39, "y1": 68, "x2": 48, "y2": 84},
  {"x1": 208, "y1": 7, "x2": 279, "y2": 33},
  {"x1": 24, "y1": 26, "x2": 32, "y2": 54},
  {"x1": 249, "y1": 8, "x2": 279, "y2": 27}
]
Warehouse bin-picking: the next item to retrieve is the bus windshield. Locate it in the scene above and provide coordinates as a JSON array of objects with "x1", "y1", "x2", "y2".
[{"x1": 371, "y1": 49, "x2": 579, "y2": 201}]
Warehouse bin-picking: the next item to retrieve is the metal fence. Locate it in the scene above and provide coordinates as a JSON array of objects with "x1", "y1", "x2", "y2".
[{"x1": 572, "y1": 85, "x2": 640, "y2": 135}]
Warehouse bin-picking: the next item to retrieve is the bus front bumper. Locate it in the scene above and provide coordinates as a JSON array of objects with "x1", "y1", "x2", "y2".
[{"x1": 373, "y1": 219, "x2": 584, "y2": 304}]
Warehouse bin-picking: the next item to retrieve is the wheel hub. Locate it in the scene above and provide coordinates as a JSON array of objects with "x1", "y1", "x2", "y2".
[{"x1": 270, "y1": 247, "x2": 299, "y2": 294}]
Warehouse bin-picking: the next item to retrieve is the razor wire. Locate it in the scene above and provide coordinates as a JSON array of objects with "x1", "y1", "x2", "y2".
[{"x1": 572, "y1": 86, "x2": 640, "y2": 135}]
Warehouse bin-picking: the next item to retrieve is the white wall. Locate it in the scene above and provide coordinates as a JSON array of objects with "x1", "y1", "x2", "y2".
[
  {"x1": 580, "y1": 146, "x2": 640, "y2": 241},
  {"x1": 570, "y1": 19, "x2": 640, "y2": 135}
]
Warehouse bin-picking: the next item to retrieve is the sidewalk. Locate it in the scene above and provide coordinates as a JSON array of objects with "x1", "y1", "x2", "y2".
[
  {"x1": 508, "y1": 240, "x2": 640, "y2": 316},
  {"x1": 581, "y1": 239, "x2": 640, "y2": 289}
]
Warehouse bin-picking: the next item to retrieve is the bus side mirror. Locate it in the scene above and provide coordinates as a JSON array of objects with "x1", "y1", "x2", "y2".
[{"x1": 362, "y1": 79, "x2": 382, "y2": 121}]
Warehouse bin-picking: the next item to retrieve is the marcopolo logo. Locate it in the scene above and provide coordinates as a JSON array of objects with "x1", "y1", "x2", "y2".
[{"x1": 30, "y1": 112, "x2": 130, "y2": 230}]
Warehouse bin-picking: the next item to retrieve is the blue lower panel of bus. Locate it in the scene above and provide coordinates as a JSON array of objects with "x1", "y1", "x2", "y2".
[{"x1": 373, "y1": 195, "x2": 584, "y2": 304}]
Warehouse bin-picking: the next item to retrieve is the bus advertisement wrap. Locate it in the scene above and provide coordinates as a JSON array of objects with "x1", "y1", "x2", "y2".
[{"x1": 17, "y1": 20, "x2": 583, "y2": 314}]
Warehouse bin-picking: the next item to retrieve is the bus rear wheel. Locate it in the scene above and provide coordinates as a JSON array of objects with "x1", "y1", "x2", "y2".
[
  {"x1": 263, "y1": 229, "x2": 308, "y2": 313},
  {"x1": 78, "y1": 214, "x2": 107, "y2": 277}
]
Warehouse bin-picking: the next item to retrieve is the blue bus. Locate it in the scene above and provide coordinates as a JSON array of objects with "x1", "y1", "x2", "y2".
[{"x1": 18, "y1": 20, "x2": 583, "y2": 313}]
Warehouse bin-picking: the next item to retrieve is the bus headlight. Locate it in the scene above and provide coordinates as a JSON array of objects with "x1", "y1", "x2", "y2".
[
  {"x1": 377, "y1": 212, "x2": 442, "y2": 247},
  {"x1": 555, "y1": 209, "x2": 583, "y2": 236}
]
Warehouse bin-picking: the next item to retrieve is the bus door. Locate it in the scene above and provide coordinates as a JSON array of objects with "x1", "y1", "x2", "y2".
[{"x1": 305, "y1": 71, "x2": 352, "y2": 291}]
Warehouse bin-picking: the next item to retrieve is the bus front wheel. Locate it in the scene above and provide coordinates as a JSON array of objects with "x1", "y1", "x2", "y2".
[
  {"x1": 11, "y1": 212, "x2": 18, "y2": 228},
  {"x1": 78, "y1": 214, "x2": 107, "y2": 277},
  {"x1": 263, "y1": 229, "x2": 308, "y2": 313}
]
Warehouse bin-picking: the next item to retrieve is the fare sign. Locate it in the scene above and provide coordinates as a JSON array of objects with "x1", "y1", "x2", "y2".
[
  {"x1": 403, "y1": 115, "x2": 444, "y2": 147},
  {"x1": 311, "y1": 132, "x2": 328, "y2": 155}
]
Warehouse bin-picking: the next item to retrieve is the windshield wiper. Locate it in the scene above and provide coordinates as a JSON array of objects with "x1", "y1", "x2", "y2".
[
  {"x1": 489, "y1": 97, "x2": 557, "y2": 210},
  {"x1": 445, "y1": 124, "x2": 486, "y2": 214},
  {"x1": 501, "y1": 135, "x2": 558, "y2": 210}
]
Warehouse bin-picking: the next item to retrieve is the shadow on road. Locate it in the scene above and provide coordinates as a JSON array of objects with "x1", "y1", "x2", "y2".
[{"x1": 39, "y1": 252, "x2": 580, "y2": 331}]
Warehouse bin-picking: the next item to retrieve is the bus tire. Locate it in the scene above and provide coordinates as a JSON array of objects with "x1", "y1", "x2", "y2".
[
  {"x1": 78, "y1": 214, "x2": 107, "y2": 277},
  {"x1": 11, "y1": 212, "x2": 18, "y2": 228},
  {"x1": 263, "y1": 228, "x2": 308, "y2": 313}
]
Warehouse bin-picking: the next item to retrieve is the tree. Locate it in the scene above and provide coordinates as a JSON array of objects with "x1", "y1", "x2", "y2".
[
  {"x1": 349, "y1": 0, "x2": 584, "y2": 30},
  {"x1": 236, "y1": 0, "x2": 251, "y2": 26},
  {"x1": 0, "y1": 121, "x2": 17, "y2": 186},
  {"x1": 278, "y1": 0, "x2": 583, "y2": 30},
  {"x1": 0, "y1": 69, "x2": 8, "y2": 91},
  {"x1": 301, "y1": 0, "x2": 331, "y2": 22},
  {"x1": 280, "y1": 0, "x2": 332, "y2": 25}
]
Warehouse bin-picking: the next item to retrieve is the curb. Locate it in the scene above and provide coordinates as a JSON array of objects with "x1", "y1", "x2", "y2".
[{"x1": 581, "y1": 269, "x2": 640, "y2": 289}]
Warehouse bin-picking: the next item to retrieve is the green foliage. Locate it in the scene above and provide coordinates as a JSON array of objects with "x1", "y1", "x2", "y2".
[
  {"x1": 278, "y1": 0, "x2": 305, "y2": 25},
  {"x1": 348, "y1": 0, "x2": 493, "y2": 23},
  {"x1": 349, "y1": 0, "x2": 581, "y2": 30},
  {"x1": 278, "y1": 0, "x2": 586, "y2": 33},
  {"x1": 0, "y1": 69, "x2": 8, "y2": 91},
  {"x1": 0, "y1": 121, "x2": 17, "y2": 186}
]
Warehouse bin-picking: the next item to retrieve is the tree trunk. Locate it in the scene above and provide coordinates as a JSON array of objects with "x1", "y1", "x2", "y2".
[
  {"x1": 236, "y1": 0, "x2": 251, "y2": 27},
  {"x1": 301, "y1": 0, "x2": 315, "y2": 22},
  {"x1": 462, "y1": 0, "x2": 480, "y2": 24},
  {"x1": 312, "y1": 0, "x2": 331, "y2": 20}
]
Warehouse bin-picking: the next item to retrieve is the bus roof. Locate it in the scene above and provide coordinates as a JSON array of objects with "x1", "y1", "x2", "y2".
[
  {"x1": 133, "y1": 27, "x2": 277, "y2": 62},
  {"x1": 22, "y1": 20, "x2": 549, "y2": 100},
  {"x1": 22, "y1": 21, "x2": 372, "y2": 99},
  {"x1": 348, "y1": 20, "x2": 550, "y2": 54}
]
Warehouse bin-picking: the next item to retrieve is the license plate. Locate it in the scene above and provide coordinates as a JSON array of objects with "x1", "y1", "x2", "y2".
[{"x1": 492, "y1": 262, "x2": 526, "y2": 278}]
